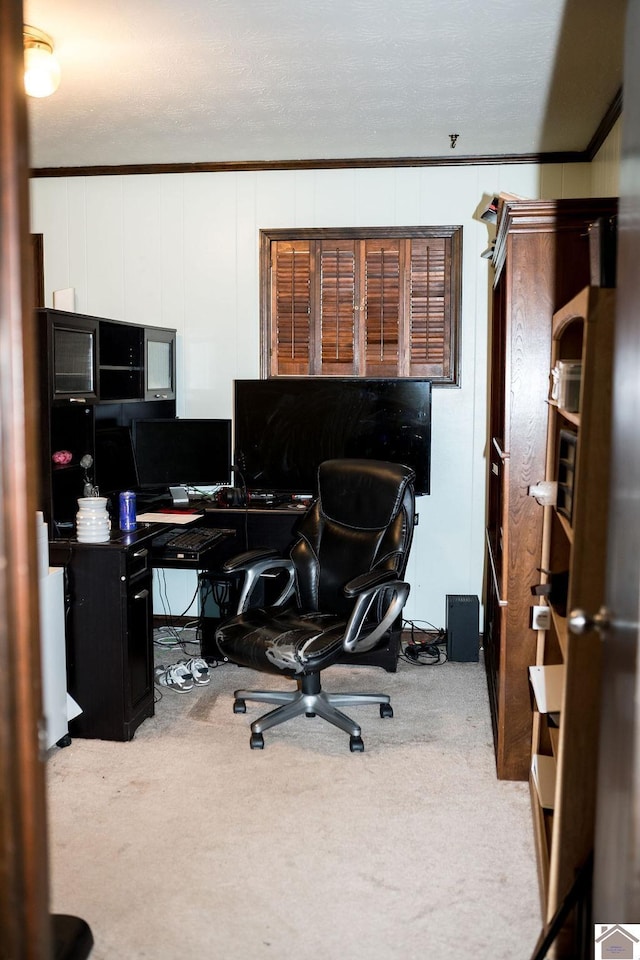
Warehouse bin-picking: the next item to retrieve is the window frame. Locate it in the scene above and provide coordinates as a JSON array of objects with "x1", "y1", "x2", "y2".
[{"x1": 259, "y1": 225, "x2": 462, "y2": 386}]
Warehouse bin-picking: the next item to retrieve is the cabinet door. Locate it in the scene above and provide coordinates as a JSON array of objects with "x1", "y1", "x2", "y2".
[
  {"x1": 48, "y1": 311, "x2": 99, "y2": 401},
  {"x1": 144, "y1": 327, "x2": 176, "y2": 400}
]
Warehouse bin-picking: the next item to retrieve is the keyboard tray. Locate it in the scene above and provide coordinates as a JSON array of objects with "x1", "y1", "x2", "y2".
[{"x1": 152, "y1": 526, "x2": 232, "y2": 560}]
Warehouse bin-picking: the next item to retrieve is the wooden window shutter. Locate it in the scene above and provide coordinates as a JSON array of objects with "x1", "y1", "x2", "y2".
[
  {"x1": 318, "y1": 241, "x2": 357, "y2": 374},
  {"x1": 262, "y1": 226, "x2": 462, "y2": 384},
  {"x1": 406, "y1": 237, "x2": 450, "y2": 378},
  {"x1": 271, "y1": 240, "x2": 312, "y2": 376},
  {"x1": 363, "y1": 239, "x2": 402, "y2": 376}
]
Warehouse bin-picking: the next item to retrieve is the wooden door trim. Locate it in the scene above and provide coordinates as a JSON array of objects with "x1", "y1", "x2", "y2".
[{"x1": 0, "y1": 2, "x2": 52, "y2": 956}]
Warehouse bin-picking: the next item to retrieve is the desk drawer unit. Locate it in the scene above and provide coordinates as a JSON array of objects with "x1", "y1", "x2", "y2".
[{"x1": 50, "y1": 528, "x2": 157, "y2": 741}]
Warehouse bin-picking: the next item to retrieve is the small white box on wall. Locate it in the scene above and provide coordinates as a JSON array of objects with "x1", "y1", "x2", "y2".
[{"x1": 52, "y1": 288, "x2": 75, "y2": 311}]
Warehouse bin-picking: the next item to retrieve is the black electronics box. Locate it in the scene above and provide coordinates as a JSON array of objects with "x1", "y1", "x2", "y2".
[
  {"x1": 589, "y1": 215, "x2": 617, "y2": 288},
  {"x1": 446, "y1": 594, "x2": 480, "y2": 662}
]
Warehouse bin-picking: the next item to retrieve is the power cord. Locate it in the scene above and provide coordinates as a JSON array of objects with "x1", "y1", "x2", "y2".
[
  {"x1": 153, "y1": 569, "x2": 206, "y2": 653},
  {"x1": 401, "y1": 618, "x2": 448, "y2": 666}
]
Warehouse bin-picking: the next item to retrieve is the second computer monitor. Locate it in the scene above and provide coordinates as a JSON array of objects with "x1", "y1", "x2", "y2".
[{"x1": 132, "y1": 418, "x2": 232, "y2": 495}]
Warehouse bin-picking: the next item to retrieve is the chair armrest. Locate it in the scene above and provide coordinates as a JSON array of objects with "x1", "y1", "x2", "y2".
[
  {"x1": 342, "y1": 578, "x2": 410, "y2": 655},
  {"x1": 344, "y1": 569, "x2": 399, "y2": 598},
  {"x1": 222, "y1": 550, "x2": 296, "y2": 613}
]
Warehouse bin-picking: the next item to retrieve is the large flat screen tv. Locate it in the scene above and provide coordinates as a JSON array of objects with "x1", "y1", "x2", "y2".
[
  {"x1": 132, "y1": 418, "x2": 232, "y2": 490},
  {"x1": 234, "y1": 378, "x2": 431, "y2": 496}
]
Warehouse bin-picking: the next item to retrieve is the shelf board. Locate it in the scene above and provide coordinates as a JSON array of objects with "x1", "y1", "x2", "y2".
[
  {"x1": 529, "y1": 664, "x2": 565, "y2": 713},
  {"x1": 557, "y1": 407, "x2": 580, "y2": 428},
  {"x1": 531, "y1": 753, "x2": 557, "y2": 810},
  {"x1": 549, "y1": 398, "x2": 580, "y2": 427},
  {"x1": 556, "y1": 509, "x2": 574, "y2": 544},
  {"x1": 100, "y1": 365, "x2": 143, "y2": 372}
]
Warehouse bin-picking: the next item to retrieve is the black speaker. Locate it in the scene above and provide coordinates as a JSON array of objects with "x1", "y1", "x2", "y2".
[{"x1": 446, "y1": 594, "x2": 480, "y2": 662}]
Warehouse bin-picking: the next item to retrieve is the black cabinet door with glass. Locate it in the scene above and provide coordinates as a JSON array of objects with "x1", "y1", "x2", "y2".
[
  {"x1": 144, "y1": 326, "x2": 176, "y2": 401},
  {"x1": 42, "y1": 310, "x2": 99, "y2": 402}
]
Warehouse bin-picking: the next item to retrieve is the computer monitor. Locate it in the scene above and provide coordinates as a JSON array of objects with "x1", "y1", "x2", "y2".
[
  {"x1": 234, "y1": 377, "x2": 432, "y2": 496},
  {"x1": 132, "y1": 418, "x2": 232, "y2": 497}
]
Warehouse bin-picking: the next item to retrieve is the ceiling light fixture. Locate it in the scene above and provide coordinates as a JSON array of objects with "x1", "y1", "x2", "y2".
[{"x1": 23, "y1": 25, "x2": 61, "y2": 98}]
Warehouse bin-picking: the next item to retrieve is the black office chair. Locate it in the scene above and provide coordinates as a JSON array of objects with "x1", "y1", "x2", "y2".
[{"x1": 215, "y1": 458, "x2": 415, "y2": 751}]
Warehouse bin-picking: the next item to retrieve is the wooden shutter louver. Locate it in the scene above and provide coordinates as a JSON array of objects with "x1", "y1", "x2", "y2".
[
  {"x1": 364, "y1": 241, "x2": 401, "y2": 375},
  {"x1": 262, "y1": 226, "x2": 461, "y2": 384},
  {"x1": 407, "y1": 237, "x2": 449, "y2": 377},
  {"x1": 319, "y1": 242, "x2": 356, "y2": 374},
  {"x1": 273, "y1": 241, "x2": 312, "y2": 376}
]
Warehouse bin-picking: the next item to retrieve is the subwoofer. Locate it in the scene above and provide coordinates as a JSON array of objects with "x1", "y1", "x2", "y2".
[{"x1": 446, "y1": 594, "x2": 480, "y2": 662}]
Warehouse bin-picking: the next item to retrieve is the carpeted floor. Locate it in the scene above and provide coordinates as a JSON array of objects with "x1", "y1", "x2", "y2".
[{"x1": 45, "y1": 643, "x2": 541, "y2": 959}]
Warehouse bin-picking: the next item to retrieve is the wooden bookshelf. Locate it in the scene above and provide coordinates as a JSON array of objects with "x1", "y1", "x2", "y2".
[{"x1": 529, "y1": 286, "x2": 615, "y2": 955}]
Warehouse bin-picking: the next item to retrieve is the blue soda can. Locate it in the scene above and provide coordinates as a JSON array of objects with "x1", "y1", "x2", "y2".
[{"x1": 119, "y1": 491, "x2": 137, "y2": 531}]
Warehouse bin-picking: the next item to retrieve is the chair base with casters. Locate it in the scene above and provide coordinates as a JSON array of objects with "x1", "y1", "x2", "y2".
[
  {"x1": 232, "y1": 670, "x2": 394, "y2": 752},
  {"x1": 215, "y1": 458, "x2": 416, "y2": 752}
]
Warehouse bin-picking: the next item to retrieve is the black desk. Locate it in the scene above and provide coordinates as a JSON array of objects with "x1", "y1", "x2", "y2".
[
  {"x1": 49, "y1": 521, "x2": 237, "y2": 741},
  {"x1": 50, "y1": 525, "x2": 163, "y2": 741},
  {"x1": 52, "y1": 506, "x2": 400, "y2": 741}
]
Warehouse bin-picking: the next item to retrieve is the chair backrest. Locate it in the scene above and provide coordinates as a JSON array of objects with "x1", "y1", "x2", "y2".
[{"x1": 290, "y1": 459, "x2": 416, "y2": 615}]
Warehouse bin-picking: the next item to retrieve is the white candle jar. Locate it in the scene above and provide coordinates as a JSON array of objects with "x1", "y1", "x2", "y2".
[{"x1": 75, "y1": 497, "x2": 111, "y2": 543}]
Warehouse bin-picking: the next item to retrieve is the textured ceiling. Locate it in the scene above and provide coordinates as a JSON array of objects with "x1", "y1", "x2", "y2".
[{"x1": 23, "y1": 0, "x2": 626, "y2": 170}]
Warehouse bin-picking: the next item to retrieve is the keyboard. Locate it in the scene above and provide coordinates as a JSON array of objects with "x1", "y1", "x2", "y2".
[{"x1": 152, "y1": 525, "x2": 231, "y2": 560}]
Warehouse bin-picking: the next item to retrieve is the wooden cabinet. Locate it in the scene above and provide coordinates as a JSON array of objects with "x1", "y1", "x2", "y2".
[
  {"x1": 484, "y1": 198, "x2": 616, "y2": 781},
  {"x1": 50, "y1": 528, "x2": 158, "y2": 741},
  {"x1": 37, "y1": 309, "x2": 176, "y2": 529},
  {"x1": 529, "y1": 287, "x2": 615, "y2": 954}
]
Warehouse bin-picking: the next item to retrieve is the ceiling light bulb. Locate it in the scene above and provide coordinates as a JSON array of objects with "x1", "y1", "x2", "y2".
[{"x1": 23, "y1": 28, "x2": 61, "y2": 98}]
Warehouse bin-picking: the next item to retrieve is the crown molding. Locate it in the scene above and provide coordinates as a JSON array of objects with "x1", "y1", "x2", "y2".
[
  {"x1": 30, "y1": 89, "x2": 623, "y2": 179},
  {"x1": 29, "y1": 150, "x2": 591, "y2": 178}
]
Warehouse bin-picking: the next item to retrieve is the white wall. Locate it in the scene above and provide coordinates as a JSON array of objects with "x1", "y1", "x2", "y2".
[
  {"x1": 591, "y1": 118, "x2": 623, "y2": 198},
  {"x1": 30, "y1": 158, "x2": 614, "y2": 628}
]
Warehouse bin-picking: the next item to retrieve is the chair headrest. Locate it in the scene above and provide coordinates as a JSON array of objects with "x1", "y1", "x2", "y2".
[{"x1": 318, "y1": 459, "x2": 415, "y2": 530}]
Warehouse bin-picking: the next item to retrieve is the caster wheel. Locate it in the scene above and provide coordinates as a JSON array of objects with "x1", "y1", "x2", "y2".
[
  {"x1": 233, "y1": 699, "x2": 246, "y2": 713},
  {"x1": 349, "y1": 735, "x2": 364, "y2": 753},
  {"x1": 250, "y1": 732, "x2": 264, "y2": 749},
  {"x1": 306, "y1": 712, "x2": 316, "y2": 717},
  {"x1": 56, "y1": 734, "x2": 72, "y2": 748},
  {"x1": 380, "y1": 703, "x2": 393, "y2": 718}
]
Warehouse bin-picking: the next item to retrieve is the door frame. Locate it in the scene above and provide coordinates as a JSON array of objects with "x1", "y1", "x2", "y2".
[
  {"x1": 593, "y1": 0, "x2": 640, "y2": 922},
  {"x1": 0, "y1": 1, "x2": 52, "y2": 956}
]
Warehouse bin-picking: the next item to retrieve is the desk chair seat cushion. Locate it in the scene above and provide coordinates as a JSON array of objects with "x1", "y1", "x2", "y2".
[{"x1": 216, "y1": 606, "x2": 349, "y2": 676}]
